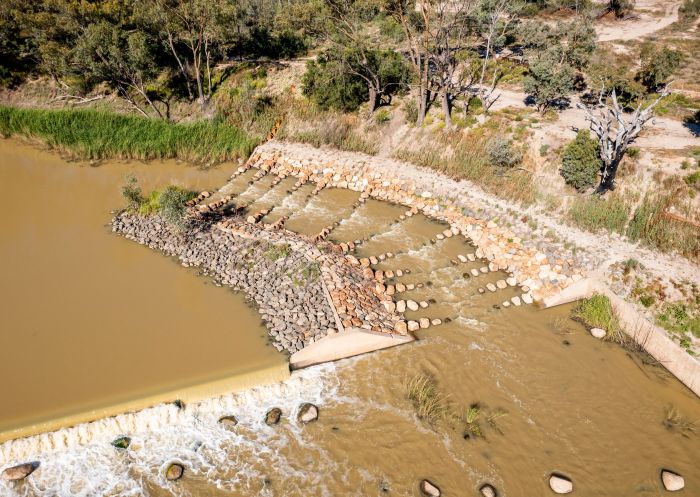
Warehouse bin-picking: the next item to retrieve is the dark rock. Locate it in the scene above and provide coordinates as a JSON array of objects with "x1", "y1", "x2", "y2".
[
  {"x1": 2, "y1": 462, "x2": 40, "y2": 481},
  {"x1": 165, "y1": 463, "x2": 184, "y2": 481},
  {"x1": 265, "y1": 407, "x2": 282, "y2": 425}
]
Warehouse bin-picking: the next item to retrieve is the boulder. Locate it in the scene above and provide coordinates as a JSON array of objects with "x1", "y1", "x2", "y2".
[
  {"x1": 430, "y1": 318, "x2": 442, "y2": 326},
  {"x1": 165, "y1": 463, "x2": 184, "y2": 481},
  {"x1": 486, "y1": 283, "x2": 497, "y2": 292},
  {"x1": 2, "y1": 462, "x2": 40, "y2": 481},
  {"x1": 419, "y1": 479, "x2": 441, "y2": 497},
  {"x1": 589, "y1": 328, "x2": 606, "y2": 339},
  {"x1": 407, "y1": 320, "x2": 420, "y2": 332},
  {"x1": 510, "y1": 296, "x2": 521, "y2": 306},
  {"x1": 397, "y1": 300, "x2": 407, "y2": 313},
  {"x1": 661, "y1": 469, "x2": 684, "y2": 491},
  {"x1": 394, "y1": 321, "x2": 408, "y2": 334},
  {"x1": 549, "y1": 474, "x2": 573, "y2": 494},
  {"x1": 407, "y1": 300, "x2": 419, "y2": 311},
  {"x1": 297, "y1": 403, "x2": 319, "y2": 424},
  {"x1": 265, "y1": 407, "x2": 282, "y2": 425},
  {"x1": 419, "y1": 318, "x2": 430, "y2": 329},
  {"x1": 479, "y1": 483, "x2": 498, "y2": 497},
  {"x1": 218, "y1": 415, "x2": 238, "y2": 429}
]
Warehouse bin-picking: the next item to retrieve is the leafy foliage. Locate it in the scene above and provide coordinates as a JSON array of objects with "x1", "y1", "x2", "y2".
[
  {"x1": 637, "y1": 45, "x2": 683, "y2": 91},
  {"x1": 523, "y1": 52, "x2": 575, "y2": 112},
  {"x1": 486, "y1": 135, "x2": 522, "y2": 168},
  {"x1": 561, "y1": 131, "x2": 602, "y2": 191}
]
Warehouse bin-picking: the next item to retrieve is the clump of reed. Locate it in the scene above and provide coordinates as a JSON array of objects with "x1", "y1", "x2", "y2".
[
  {"x1": 393, "y1": 129, "x2": 535, "y2": 204},
  {"x1": 277, "y1": 100, "x2": 380, "y2": 155},
  {"x1": 404, "y1": 373, "x2": 452, "y2": 425},
  {"x1": 663, "y1": 405, "x2": 697, "y2": 437},
  {"x1": 0, "y1": 105, "x2": 257, "y2": 165},
  {"x1": 121, "y1": 176, "x2": 197, "y2": 229},
  {"x1": 566, "y1": 193, "x2": 631, "y2": 234}
]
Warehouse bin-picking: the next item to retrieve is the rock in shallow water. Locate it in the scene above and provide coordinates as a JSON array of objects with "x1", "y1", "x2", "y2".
[
  {"x1": 165, "y1": 463, "x2": 184, "y2": 481},
  {"x1": 549, "y1": 474, "x2": 573, "y2": 494},
  {"x1": 297, "y1": 403, "x2": 319, "y2": 423},
  {"x1": 661, "y1": 469, "x2": 684, "y2": 491},
  {"x1": 479, "y1": 483, "x2": 498, "y2": 497},
  {"x1": 265, "y1": 407, "x2": 283, "y2": 425},
  {"x1": 419, "y1": 479, "x2": 441, "y2": 496},
  {"x1": 218, "y1": 415, "x2": 238, "y2": 429},
  {"x1": 2, "y1": 462, "x2": 40, "y2": 481},
  {"x1": 589, "y1": 328, "x2": 606, "y2": 339}
]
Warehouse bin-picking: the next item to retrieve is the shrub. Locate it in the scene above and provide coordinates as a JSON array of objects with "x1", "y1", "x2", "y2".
[
  {"x1": 121, "y1": 175, "x2": 144, "y2": 212},
  {"x1": 486, "y1": 135, "x2": 522, "y2": 168},
  {"x1": 680, "y1": 0, "x2": 700, "y2": 21},
  {"x1": 403, "y1": 98, "x2": 418, "y2": 125},
  {"x1": 158, "y1": 186, "x2": 195, "y2": 228},
  {"x1": 567, "y1": 194, "x2": 630, "y2": 234},
  {"x1": 375, "y1": 108, "x2": 392, "y2": 124},
  {"x1": 572, "y1": 294, "x2": 619, "y2": 336},
  {"x1": 561, "y1": 131, "x2": 602, "y2": 191},
  {"x1": 539, "y1": 143, "x2": 550, "y2": 156},
  {"x1": 637, "y1": 45, "x2": 683, "y2": 91},
  {"x1": 523, "y1": 51, "x2": 575, "y2": 113}
]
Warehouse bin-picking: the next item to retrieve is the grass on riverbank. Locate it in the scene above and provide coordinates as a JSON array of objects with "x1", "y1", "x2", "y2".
[
  {"x1": 572, "y1": 294, "x2": 620, "y2": 339},
  {"x1": 0, "y1": 106, "x2": 258, "y2": 165}
]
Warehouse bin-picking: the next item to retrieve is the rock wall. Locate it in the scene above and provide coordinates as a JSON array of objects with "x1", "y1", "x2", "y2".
[
  {"x1": 239, "y1": 141, "x2": 586, "y2": 303},
  {"x1": 112, "y1": 209, "x2": 406, "y2": 355}
]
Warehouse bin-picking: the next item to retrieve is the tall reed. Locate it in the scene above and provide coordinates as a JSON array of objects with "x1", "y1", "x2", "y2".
[{"x1": 0, "y1": 106, "x2": 258, "y2": 165}]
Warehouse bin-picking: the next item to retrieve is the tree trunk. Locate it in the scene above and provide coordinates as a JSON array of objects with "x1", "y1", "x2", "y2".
[
  {"x1": 416, "y1": 87, "x2": 428, "y2": 126},
  {"x1": 442, "y1": 92, "x2": 452, "y2": 129},
  {"x1": 596, "y1": 157, "x2": 622, "y2": 193},
  {"x1": 368, "y1": 87, "x2": 380, "y2": 114}
]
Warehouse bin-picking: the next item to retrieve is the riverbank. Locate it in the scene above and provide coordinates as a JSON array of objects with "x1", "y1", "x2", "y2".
[{"x1": 0, "y1": 106, "x2": 257, "y2": 164}]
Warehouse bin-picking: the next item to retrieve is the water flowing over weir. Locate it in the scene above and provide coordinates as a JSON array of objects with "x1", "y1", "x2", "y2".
[{"x1": 2, "y1": 139, "x2": 700, "y2": 496}]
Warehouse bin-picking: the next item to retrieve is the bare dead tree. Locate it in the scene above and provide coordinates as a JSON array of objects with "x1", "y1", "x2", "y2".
[
  {"x1": 578, "y1": 85, "x2": 669, "y2": 193},
  {"x1": 477, "y1": 0, "x2": 522, "y2": 87}
]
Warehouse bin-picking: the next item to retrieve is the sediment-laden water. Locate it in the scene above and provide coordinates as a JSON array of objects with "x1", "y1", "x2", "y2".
[{"x1": 1, "y1": 140, "x2": 699, "y2": 496}]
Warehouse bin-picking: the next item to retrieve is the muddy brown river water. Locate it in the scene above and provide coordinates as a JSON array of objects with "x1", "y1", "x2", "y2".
[{"x1": 0, "y1": 139, "x2": 699, "y2": 497}]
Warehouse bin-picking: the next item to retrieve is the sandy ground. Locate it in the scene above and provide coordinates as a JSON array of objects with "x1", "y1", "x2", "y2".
[{"x1": 596, "y1": 0, "x2": 682, "y2": 42}]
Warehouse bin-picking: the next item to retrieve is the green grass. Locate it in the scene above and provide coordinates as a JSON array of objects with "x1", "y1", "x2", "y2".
[
  {"x1": 404, "y1": 374, "x2": 452, "y2": 425},
  {"x1": 627, "y1": 193, "x2": 700, "y2": 261},
  {"x1": 572, "y1": 294, "x2": 619, "y2": 337},
  {"x1": 264, "y1": 242, "x2": 291, "y2": 261},
  {"x1": 567, "y1": 194, "x2": 630, "y2": 234},
  {"x1": 0, "y1": 105, "x2": 258, "y2": 164}
]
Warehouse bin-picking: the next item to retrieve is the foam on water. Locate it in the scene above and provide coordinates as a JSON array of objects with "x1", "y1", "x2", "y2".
[{"x1": 0, "y1": 364, "x2": 339, "y2": 497}]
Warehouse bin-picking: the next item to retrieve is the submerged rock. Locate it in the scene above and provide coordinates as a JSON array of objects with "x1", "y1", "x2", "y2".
[
  {"x1": 549, "y1": 473, "x2": 573, "y2": 494},
  {"x1": 661, "y1": 469, "x2": 684, "y2": 491},
  {"x1": 2, "y1": 462, "x2": 40, "y2": 481},
  {"x1": 265, "y1": 407, "x2": 283, "y2": 425},
  {"x1": 479, "y1": 483, "x2": 498, "y2": 497},
  {"x1": 297, "y1": 403, "x2": 319, "y2": 424},
  {"x1": 165, "y1": 463, "x2": 184, "y2": 481},
  {"x1": 589, "y1": 328, "x2": 606, "y2": 339},
  {"x1": 111, "y1": 436, "x2": 131, "y2": 449},
  {"x1": 218, "y1": 415, "x2": 238, "y2": 429},
  {"x1": 419, "y1": 479, "x2": 441, "y2": 496}
]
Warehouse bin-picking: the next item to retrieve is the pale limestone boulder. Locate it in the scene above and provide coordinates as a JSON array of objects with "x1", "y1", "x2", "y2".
[
  {"x1": 419, "y1": 479, "x2": 441, "y2": 497},
  {"x1": 661, "y1": 469, "x2": 684, "y2": 491},
  {"x1": 549, "y1": 474, "x2": 573, "y2": 494},
  {"x1": 590, "y1": 328, "x2": 606, "y2": 339},
  {"x1": 2, "y1": 462, "x2": 39, "y2": 481}
]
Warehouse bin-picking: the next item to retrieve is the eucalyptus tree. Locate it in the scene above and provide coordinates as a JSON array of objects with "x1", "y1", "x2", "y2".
[
  {"x1": 142, "y1": 0, "x2": 237, "y2": 109},
  {"x1": 324, "y1": 0, "x2": 409, "y2": 114}
]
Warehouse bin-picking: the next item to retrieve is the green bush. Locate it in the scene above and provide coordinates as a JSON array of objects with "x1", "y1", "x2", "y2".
[
  {"x1": 680, "y1": 0, "x2": 700, "y2": 20},
  {"x1": 572, "y1": 294, "x2": 618, "y2": 336},
  {"x1": 121, "y1": 175, "x2": 144, "y2": 212},
  {"x1": 637, "y1": 45, "x2": 683, "y2": 91},
  {"x1": 560, "y1": 131, "x2": 602, "y2": 191},
  {"x1": 486, "y1": 135, "x2": 522, "y2": 168}
]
